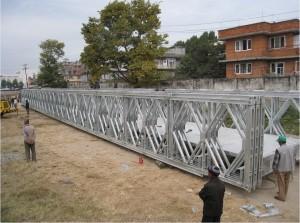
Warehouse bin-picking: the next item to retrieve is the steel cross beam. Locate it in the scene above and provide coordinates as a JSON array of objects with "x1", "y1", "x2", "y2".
[
  {"x1": 166, "y1": 89, "x2": 299, "y2": 137},
  {"x1": 21, "y1": 88, "x2": 265, "y2": 191}
]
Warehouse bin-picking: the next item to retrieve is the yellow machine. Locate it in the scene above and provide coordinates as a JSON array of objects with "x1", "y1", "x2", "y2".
[{"x1": 0, "y1": 99, "x2": 14, "y2": 117}]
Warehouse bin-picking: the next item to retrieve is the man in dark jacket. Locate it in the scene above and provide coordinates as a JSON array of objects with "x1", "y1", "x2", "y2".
[
  {"x1": 25, "y1": 100, "x2": 29, "y2": 115},
  {"x1": 199, "y1": 165, "x2": 225, "y2": 222}
]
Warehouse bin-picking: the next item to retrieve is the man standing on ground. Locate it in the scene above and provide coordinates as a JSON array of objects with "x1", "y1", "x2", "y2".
[
  {"x1": 272, "y1": 135, "x2": 296, "y2": 201},
  {"x1": 198, "y1": 165, "x2": 225, "y2": 222},
  {"x1": 14, "y1": 97, "x2": 18, "y2": 115},
  {"x1": 23, "y1": 119, "x2": 36, "y2": 161},
  {"x1": 25, "y1": 99, "x2": 29, "y2": 115},
  {"x1": 10, "y1": 98, "x2": 14, "y2": 108}
]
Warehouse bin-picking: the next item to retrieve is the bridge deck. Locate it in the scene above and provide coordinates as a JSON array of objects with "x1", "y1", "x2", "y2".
[{"x1": 155, "y1": 120, "x2": 299, "y2": 175}]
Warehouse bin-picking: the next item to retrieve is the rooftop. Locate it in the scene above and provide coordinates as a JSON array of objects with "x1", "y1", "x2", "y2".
[{"x1": 218, "y1": 19, "x2": 300, "y2": 40}]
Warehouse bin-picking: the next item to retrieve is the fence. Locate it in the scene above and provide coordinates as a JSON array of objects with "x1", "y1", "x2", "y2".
[{"x1": 99, "y1": 75, "x2": 300, "y2": 91}]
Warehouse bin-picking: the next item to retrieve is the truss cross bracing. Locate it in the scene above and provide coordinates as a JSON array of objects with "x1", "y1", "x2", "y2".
[{"x1": 21, "y1": 89, "x2": 299, "y2": 191}]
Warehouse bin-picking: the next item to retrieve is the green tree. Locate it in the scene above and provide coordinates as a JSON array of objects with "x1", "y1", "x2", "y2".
[
  {"x1": 81, "y1": 0, "x2": 167, "y2": 87},
  {"x1": 12, "y1": 79, "x2": 18, "y2": 88},
  {"x1": 37, "y1": 39, "x2": 67, "y2": 88},
  {"x1": 176, "y1": 31, "x2": 225, "y2": 78},
  {"x1": 18, "y1": 81, "x2": 24, "y2": 89},
  {"x1": 1, "y1": 79, "x2": 7, "y2": 88},
  {"x1": 6, "y1": 80, "x2": 12, "y2": 89},
  {"x1": 172, "y1": 40, "x2": 185, "y2": 48}
]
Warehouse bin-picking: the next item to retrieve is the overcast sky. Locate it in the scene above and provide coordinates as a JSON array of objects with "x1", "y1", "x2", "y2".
[{"x1": 1, "y1": 0, "x2": 299, "y2": 76}]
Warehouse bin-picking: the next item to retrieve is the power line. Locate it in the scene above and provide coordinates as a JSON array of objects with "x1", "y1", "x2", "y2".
[
  {"x1": 23, "y1": 64, "x2": 29, "y2": 89},
  {"x1": 161, "y1": 10, "x2": 299, "y2": 28},
  {"x1": 160, "y1": 26, "x2": 231, "y2": 33},
  {"x1": 159, "y1": 14, "x2": 299, "y2": 34}
]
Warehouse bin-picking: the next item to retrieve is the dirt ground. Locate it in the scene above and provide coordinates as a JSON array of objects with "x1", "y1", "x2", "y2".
[{"x1": 1, "y1": 106, "x2": 299, "y2": 222}]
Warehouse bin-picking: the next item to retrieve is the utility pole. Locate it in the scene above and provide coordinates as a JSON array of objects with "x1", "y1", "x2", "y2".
[{"x1": 23, "y1": 64, "x2": 29, "y2": 88}]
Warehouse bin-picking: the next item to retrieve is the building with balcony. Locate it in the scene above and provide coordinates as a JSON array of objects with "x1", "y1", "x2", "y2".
[
  {"x1": 155, "y1": 47, "x2": 185, "y2": 78},
  {"x1": 27, "y1": 74, "x2": 37, "y2": 88},
  {"x1": 62, "y1": 60, "x2": 89, "y2": 88},
  {"x1": 218, "y1": 19, "x2": 299, "y2": 79},
  {"x1": 99, "y1": 47, "x2": 186, "y2": 82}
]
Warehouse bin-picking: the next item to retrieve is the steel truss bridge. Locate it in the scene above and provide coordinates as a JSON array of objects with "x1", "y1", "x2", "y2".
[{"x1": 21, "y1": 89, "x2": 299, "y2": 191}]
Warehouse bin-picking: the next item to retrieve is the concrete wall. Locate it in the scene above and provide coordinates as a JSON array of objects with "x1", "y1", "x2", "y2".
[{"x1": 101, "y1": 75, "x2": 300, "y2": 91}]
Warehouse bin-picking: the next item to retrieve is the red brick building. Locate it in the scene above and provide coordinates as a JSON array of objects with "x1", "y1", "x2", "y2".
[{"x1": 218, "y1": 19, "x2": 300, "y2": 79}]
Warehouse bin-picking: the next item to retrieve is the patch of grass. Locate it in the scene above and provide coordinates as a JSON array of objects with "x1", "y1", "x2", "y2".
[
  {"x1": 1, "y1": 186, "x2": 107, "y2": 222},
  {"x1": 224, "y1": 114, "x2": 233, "y2": 128},
  {"x1": 1, "y1": 142, "x2": 23, "y2": 151},
  {"x1": 1, "y1": 158, "x2": 108, "y2": 221},
  {"x1": 280, "y1": 106, "x2": 300, "y2": 136},
  {"x1": 16, "y1": 187, "x2": 52, "y2": 201},
  {"x1": 224, "y1": 107, "x2": 299, "y2": 136}
]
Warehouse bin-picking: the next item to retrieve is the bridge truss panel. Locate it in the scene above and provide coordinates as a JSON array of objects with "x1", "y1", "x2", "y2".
[{"x1": 21, "y1": 89, "x2": 264, "y2": 191}]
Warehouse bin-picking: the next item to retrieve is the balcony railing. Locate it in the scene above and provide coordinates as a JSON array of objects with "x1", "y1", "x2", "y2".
[{"x1": 156, "y1": 64, "x2": 177, "y2": 70}]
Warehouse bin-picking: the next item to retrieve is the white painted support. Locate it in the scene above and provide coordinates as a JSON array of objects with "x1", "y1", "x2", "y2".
[
  {"x1": 187, "y1": 103, "x2": 203, "y2": 132},
  {"x1": 155, "y1": 100, "x2": 167, "y2": 122},
  {"x1": 204, "y1": 139, "x2": 221, "y2": 171},
  {"x1": 150, "y1": 126, "x2": 159, "y2": 148},
  {"x1": 88, "y1": 114, "x2": 93, "y2": 130},
  {"x1": 79, "y1": 112, "x2": 84, "y2": 127},
  {"x1": 102, "y1": 115, "x2": 108, "y2": 128},
  {"x1": 173, "y1": 131, "x2": 187, "y2": 163},
  {"x1": 155, "y1": 126, "x2": 162, "y2": 142},
  {"x1": 127, "y1": 122, "x2": 136, "y2": 145},
  {"x1": 209, "y1": 138, "x2": 226, "y2": 171},
  {"x1": 178, "y1": 130, "x2": 191, "y2": 160},
  {"x1": 115, "y1": 118, "x2": 120, "y2": 133},
  {"x1": 183, "y1": 132, "x2": 193, "y2": 156},
  {"x1": 66, "y1": 108, "x2": 70, "y2": 120},
  {"x1": 216, "y1": 138, "x2": 230, "y2": 167},
  {"x1": 98, "y1": 115, "x2": 105, "y2": 134},
  {"x1": 110, "y1": 118, "x2": 118, "y2": 139},
  {"x1": 91, "y1": 113, "x2": 95, "y2": 124},
  {"x1": 226, "y1": 104, "x2": 246, "y2": 139},
  {"x1": 131, "y1": 121, "x2": 139, "y2": 142},
  {"x1": 291, "y1": 98, "x2": 300, "y2": 113},
  {"x1": 145, "y1": 126, "x2": 157, "y2": 154}
]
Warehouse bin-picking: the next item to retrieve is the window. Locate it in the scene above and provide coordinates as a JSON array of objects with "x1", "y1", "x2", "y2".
[
  {"x1": 235, "y1": 64, "x2": 240, "y2": 74},
  {"x1": 270, "y1": 62, "x2": 284, "y2": 75},
  {"x1": 294, "y1": 34, "x2": 300, "y2": 48},
  {"x1": 235, "y1": 39, "x2": 252, "y2": 51},
  {"x1": 269, "y1": 36, "x2": 285, "y2": 49},
  {"x1": 157, "y1": 60, "x2": 164, "y2": 66},
  {"x1": 234, "y1": 63, "x2": 252, "y2": 74},
  {"x1": 167, "y1": 58, "x2": 176, "y2": 68},
  {"x1": 295, "y1": 61, "x2": 300, "y2": 74}
]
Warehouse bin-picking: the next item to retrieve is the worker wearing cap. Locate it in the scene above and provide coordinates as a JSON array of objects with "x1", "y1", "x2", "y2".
[
  {"x1": 198, "y1": 165, "x2": 225, "y2": 222},
  {"x1": 272, "y1": 135, "x2": 296, "y2": 201}
]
